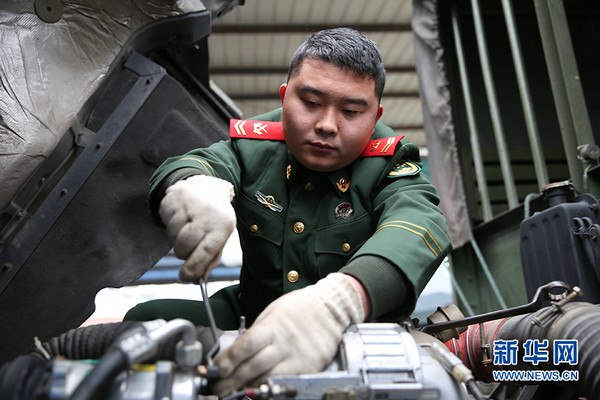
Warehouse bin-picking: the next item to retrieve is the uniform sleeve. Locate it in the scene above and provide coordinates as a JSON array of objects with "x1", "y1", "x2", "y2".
[
  {"x1": 345, "y1": 155, "x2": 452, "y2": 320},
  {"x1": 340, "y1": 255, "x2": 413, "y2": 320},
  {"x1": 147, "y1": 139, "x2": 242, "y2": 225}
]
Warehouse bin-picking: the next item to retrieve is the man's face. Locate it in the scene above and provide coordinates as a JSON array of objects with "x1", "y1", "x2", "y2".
[{"x1": 279, "y1": 58, "x2": 384, "y2": 172}]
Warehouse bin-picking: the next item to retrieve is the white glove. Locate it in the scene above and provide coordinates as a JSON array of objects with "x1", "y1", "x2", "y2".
[
  {"x1": 159, "y1": 174, "x2": 236, "y2": 282},
  {"x1": 213, "y1": 273, "x2": 365, "y2": 395}
]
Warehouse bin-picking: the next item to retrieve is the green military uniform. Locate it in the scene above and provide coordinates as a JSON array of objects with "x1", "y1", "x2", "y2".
[{"x1": 125, "y1": 108, "x2": 451, "y2": 328}]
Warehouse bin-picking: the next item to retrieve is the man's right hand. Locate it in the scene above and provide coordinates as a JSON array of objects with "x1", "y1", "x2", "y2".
[{"x1": 159, "y1": 175, "x2": 236, "y2": 282}]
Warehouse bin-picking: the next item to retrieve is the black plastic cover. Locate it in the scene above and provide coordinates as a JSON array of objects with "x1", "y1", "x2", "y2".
[{"x1": 520, "y1": 193, "x2": 600, "y2": 304}]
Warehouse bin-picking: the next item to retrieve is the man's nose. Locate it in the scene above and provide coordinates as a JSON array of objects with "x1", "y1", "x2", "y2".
[{"x1": 315, "y1": 107, "x2": 338, "y2": 135}]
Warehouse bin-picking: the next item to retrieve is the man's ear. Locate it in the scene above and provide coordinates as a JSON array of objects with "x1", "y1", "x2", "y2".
[
  {"x1": 279, "y1": 84, "x2": 287, "y2": 104},
  {"x1": 369, "y1": 105, "x2": 384, "y2": 136}
]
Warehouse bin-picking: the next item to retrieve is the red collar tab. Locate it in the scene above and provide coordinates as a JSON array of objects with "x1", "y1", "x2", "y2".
[
  {"x1": 361, "y1": 135, "x2": 404, "y2": 157},
  {"x1": 230, "y1": 119, "x2": 285, "y2": 141}
]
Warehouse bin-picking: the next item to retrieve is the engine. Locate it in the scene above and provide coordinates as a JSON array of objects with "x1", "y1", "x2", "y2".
[
  {"x1": 0, "y1": 320, "x2": 473, "y2": 400},
  {"x1": 3, "y1": 280, "x2": 599, "y2": 400}
]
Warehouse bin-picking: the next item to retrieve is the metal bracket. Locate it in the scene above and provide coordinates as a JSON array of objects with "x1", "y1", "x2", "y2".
[
  {"x1": 532, "y1": 286, "x2": 583, "y2": 327},
  {"x1": 572, "y1": 216, "x2": 600, "y2": 277}
]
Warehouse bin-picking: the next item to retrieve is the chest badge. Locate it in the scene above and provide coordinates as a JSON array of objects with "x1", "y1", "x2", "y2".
[
  {"x1": 336, "y1": 178, "x2": 350, "y2": 193},
  {"x1": 334, "y1": 202, "x2": 354, "y2": 220},
  {"x1": 255, "y1": 191, "x2": 283, "y2": 212},
  {"x1": 388, "y1": 161, "x2": 421, "y2": 178}
]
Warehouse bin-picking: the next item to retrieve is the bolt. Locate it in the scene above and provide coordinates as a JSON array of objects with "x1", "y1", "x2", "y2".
[{"x1": 590, "y1": 225, "x2": 599, "y2": 240}]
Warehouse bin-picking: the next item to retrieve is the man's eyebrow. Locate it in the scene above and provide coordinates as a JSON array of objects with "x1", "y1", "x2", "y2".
[
  {"x1": 299, "y1": 85, "x2": 324, "y2": 96},
  {"x1": 298, "y1": 85, "x2": 369, "y2": 107},
  {"x1": 345, "y1": 97, "x2": 369, "y2": 107}
]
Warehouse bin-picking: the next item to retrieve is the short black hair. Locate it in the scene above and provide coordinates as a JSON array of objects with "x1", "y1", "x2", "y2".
[{"x1": 288, "y1": 27, "x2": 386, "y2": 100}]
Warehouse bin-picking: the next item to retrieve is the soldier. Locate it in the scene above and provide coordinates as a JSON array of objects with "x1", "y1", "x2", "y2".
[{"x1": 125, "y1": 27, "x2": 451, "y2": 394}]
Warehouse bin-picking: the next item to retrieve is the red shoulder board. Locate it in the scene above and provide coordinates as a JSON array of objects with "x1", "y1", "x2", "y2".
[
  {"x1": 361, "y1": 135, "x2": 404, "y2": 157},
  {"x1": 229, "y1": 119, "x2": 284, "y2": 141}
]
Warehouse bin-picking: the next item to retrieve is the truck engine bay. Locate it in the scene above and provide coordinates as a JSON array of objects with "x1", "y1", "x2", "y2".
[
  {"x1": 0, "y1": 280, "x2": 597, "y2": 399},
  {"x1": 1, "y1": 1, "x2": 600, "y2": 399}
]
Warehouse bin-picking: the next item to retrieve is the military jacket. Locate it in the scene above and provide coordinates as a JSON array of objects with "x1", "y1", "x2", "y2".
[{"x1": 149, "y1": 109, "x2": 451, "y2": 323}]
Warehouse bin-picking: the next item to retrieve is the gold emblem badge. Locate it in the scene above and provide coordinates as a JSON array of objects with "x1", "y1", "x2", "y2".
[
  {"x1": 336, "y1": 178, "x2": 350, "y2": 193},
  {"x1": 286, "y1": 164, "x2": 291, "y2": 180},
  {"x1": 388, "y1": 161, "x2": 421, "y2": 178}
]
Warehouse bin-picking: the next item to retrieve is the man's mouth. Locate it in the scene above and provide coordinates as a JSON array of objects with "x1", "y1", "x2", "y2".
[{"x1": 309, "y1": 141, "x2": 334, "y2": 151}]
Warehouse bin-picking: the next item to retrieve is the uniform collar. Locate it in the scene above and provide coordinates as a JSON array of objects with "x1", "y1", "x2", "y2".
[
  {"x1": 285, "y1": 149, "x2": 305, "y2": 181},
  {"x1": 286, "y1": 150, "x2": 353, "y2": 196}
]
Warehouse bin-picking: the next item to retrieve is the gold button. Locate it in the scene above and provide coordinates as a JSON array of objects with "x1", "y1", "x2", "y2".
[
  {"x1": 304, "y1": 182, "x2": 314, "y2": 191},
  {"x1": 250, "y1": 224, "x2": 258, "y2": 233},
  {"x1": 287, "y1": 270, "x2": 299, "y2": 283},
  {"x1": 293, "y1": 222, "x2": 305, "y2": 234},
  {"x1": 342, "y1": 243, "x2": 351, "y2": 252}
]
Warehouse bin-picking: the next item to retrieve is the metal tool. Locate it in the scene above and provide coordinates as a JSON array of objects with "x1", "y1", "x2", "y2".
[
  {"x1": 421, "y1": 280, "x2": 574, "y2": 334},
  {"x1": 198, "y1": 277, "x2": 220, "y2": 369}
]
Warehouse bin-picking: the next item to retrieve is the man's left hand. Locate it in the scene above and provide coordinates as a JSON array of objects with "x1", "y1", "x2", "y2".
[{"x1": 213, "y1": 273, "x2": 366, "y2": 395}]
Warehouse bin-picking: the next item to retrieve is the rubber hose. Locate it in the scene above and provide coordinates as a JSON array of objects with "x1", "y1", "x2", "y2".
[
  {"x1": 0, "y1": 355, "x2": 47, "y2": 400},
  {"x1": 34, "y1": 322, "x2": 220, "y2": 363},
  {"x1": 35, "y1": 321, "x2": 142, "y2": 360},
  {"x1": 498, "y1": 302, "x2": 600, "y2": 398}
]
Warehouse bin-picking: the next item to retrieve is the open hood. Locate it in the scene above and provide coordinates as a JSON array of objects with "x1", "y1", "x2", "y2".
[{"x1": 0, "y1": 0, "x2": 243, "y2": 362}]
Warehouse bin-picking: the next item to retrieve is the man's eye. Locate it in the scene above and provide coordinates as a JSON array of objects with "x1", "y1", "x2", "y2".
[
  {"x1": 344, "y1": 109, "x2": 360, "y2": 115},
  {"x1": 304, "y1": 100, "x2": 319, "y2": 107}
]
